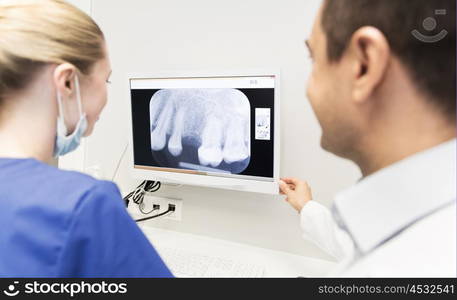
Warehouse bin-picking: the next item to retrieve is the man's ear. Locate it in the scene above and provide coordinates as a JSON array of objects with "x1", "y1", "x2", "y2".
[
  {"x1": 53, "y1": 63, "x2": 77, "y2": 98},
  {"x1": 347, "y1": 26, "x2": 390, "y2": 104}
]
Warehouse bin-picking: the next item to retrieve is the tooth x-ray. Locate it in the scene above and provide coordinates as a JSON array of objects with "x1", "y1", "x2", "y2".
[{"x1": 149, "y1": 89, "x2": 251, "y2": 174}]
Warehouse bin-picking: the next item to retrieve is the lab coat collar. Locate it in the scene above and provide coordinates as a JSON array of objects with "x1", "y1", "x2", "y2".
[{"x1": 332, "y1": 139, "x2": 456, "y2": 254}]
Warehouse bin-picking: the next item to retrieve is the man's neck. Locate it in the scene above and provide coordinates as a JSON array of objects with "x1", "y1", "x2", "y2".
[{"x1": 356, "y1": 127, "x2": 456, "y2": 178}]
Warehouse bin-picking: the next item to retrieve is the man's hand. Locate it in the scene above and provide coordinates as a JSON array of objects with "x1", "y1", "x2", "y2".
[{"x1": 279, "y1": 177, "x2": 313, "y2": 212}]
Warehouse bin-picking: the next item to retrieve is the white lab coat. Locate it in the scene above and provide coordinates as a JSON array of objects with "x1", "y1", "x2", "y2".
[{"x1": 300, "y1": 139, "x2": 456, "y2": 277}]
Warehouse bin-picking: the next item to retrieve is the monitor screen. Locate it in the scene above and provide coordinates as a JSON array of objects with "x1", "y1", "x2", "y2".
[{"x1": 129, "y1": 73, "x2": 278, "y2": 192}]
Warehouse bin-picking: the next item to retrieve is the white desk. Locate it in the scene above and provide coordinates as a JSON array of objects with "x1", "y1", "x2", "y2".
[{"x1": 139, "y1": 225, "x2": 336, "y2": 277}]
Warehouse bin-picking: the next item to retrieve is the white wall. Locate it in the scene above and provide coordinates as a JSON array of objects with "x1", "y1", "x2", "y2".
[
  {"x1": 66, "y1": 0, "x2": 91, "y2": 14},
  {"x1": 85, "y1": 0, "x2": 360, "y2": 260}
]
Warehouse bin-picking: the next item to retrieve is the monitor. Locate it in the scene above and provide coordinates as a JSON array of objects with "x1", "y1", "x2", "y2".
[{"x1": 127, "y1": 70, "x2": 280, "y2": 194}]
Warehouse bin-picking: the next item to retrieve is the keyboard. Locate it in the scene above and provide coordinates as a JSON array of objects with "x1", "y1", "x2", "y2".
[{"x1": 156, "y1": 246, "x2": 265, "y2": 278}]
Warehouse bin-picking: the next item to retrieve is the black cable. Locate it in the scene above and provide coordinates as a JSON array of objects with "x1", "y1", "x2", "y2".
[
  {"x1": 137, "y1": 181, "x2": 161, "y2": 213},
  {"x1": 123, "y1": 180, "x2": 162, "y2": 211},
  {"x1": 139, "y1": 206, "x2": 160, "y2": 215},
  {"x1": 123, "y1": 181, "x2": 146, "y2": 207},
  {"x1": 135, "y1": 208, "x2": 173, "y2": 222}
]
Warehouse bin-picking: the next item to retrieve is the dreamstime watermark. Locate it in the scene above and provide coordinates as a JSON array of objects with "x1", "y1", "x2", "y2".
[
  {"x1": 2, "y1": 281, "x2": 127, "y2": 298},
  {"x1": 411, "y1": 9, "x2": 448, "y2": 43}
]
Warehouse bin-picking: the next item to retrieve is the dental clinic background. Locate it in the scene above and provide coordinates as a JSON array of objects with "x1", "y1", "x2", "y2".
[
  {"x1": 0, "y1": 0, "x2": 455, "y2": 279},
  {"x1": 61, "y1": 0, "x2": 353, "y2": 260}
]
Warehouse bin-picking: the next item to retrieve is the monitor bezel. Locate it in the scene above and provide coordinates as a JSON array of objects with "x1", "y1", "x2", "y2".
[{"x1": 126, "y1": 69, "x2": 280, "y2": 194}]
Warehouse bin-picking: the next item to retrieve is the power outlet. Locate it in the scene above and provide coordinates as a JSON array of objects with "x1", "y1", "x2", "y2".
[{"x1": 143, "y1": 194, "x2": 183, "y2": 221}]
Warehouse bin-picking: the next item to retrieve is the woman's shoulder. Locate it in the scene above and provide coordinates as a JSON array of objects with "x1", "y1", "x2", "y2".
[
  {"x1": 0, "y1": 158, "x2": 126, "y2": 276},
  {"x1": 0, "y1": 157, "x2": 122, "y2": 213},
  {"x1": 36, "y1": 160, "x2": 122, "y2": 207}
]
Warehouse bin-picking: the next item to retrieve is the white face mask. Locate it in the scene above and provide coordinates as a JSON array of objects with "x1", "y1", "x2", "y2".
[{"x1": 53, "y1": 75, "x2": 88, "y2": 157}]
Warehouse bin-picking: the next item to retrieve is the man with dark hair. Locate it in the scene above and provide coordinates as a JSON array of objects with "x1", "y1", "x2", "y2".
[{"x1": 280, "y1": 0, "x2": 456, "y2": 276}]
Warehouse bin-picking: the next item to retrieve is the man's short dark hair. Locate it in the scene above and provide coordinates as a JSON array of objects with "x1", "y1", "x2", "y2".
[{"x1": 321, "y1": 0, "x2": 456, "y2": 121}]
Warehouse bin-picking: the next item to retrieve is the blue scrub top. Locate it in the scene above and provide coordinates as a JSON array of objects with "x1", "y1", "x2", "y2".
[{"x1": 0, "y1": 158, "x2": 173, "y2": 277}]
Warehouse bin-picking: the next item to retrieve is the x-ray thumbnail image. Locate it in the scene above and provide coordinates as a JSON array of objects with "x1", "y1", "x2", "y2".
[{"x1": 149, "y1": 88, "x2": 251, "y2": 174}]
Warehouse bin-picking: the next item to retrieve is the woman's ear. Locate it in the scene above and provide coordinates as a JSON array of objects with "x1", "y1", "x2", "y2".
[
  {"x1": 347, "y1": 26, "x2": 391, "y2": 104},
  {"x1": 53, "y1": 63, "x2": 77, "y2": 98}
]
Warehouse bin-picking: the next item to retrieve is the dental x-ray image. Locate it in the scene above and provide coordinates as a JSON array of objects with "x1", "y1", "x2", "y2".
[
  {"x1": 149, "y1": 89, "x2": 251, "y2": 174},
  {"x1": 131, "y1": 84, "x2": 275, "y2": 179}
]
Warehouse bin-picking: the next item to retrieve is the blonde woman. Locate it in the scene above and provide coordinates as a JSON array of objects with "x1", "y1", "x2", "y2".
[{"x1": 0, "y1": 0, "x2": 171, "y2": 277}]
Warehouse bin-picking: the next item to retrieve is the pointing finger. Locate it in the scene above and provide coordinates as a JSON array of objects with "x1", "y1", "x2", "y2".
[{"x1": 279, "y1": 180, "x2": 293, "y2": 195}]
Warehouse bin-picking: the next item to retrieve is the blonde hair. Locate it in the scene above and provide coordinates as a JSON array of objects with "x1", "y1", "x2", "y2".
[{"x1": 0, "y1": 0, "x2": 105, "y2": 101}]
